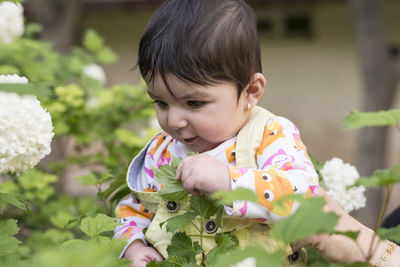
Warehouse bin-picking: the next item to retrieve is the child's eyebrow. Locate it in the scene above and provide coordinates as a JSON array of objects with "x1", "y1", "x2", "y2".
[
  {"x1": 179, "y1": 91, "x2": 210, "y2": 99},
  {"x1": 147, "y1": 89, "x2": 209, "y2": 100}
]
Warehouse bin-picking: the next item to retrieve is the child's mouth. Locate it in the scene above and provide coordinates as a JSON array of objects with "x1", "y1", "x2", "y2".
[{"x1": 183, "y1": 137, "x2": 198, "y2": 144}]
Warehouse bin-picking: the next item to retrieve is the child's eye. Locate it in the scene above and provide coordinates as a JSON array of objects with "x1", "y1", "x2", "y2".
[
  {"x1": 187, "y1": 100, "x2": 205, "y2": 108},
  {"x1": 153, "y1": 100, "x2": 168, "y2": 109}
]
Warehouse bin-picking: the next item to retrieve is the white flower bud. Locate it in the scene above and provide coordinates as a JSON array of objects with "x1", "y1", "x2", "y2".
[
  {"x1": 0, "y1": 2, "x2": 24, "y2": 44},
  {"x1": 83, "y1": 63, "x2": 106, "y2": 85}
]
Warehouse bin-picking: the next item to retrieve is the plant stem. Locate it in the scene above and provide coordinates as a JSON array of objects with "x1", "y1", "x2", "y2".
[
  {"x1": 367, "y1": 185, "x2": 393, "y2": 260},
  {"x1": 95, "y1": 183, "x2": 111, "y2": 216},
  {"x1": 374, "y1": 186, "x2": 392, "y2": 231},
  {"x1": 200, "y1": 217, "x2": 204, "y2": 249}
]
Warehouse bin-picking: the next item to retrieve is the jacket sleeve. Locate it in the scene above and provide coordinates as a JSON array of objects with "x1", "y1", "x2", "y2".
[
  {"x1": 114, "y1": 132, "x2": 172, "y2": 256},
  {"x1": 225, "y1": 116, "x2": 319, "y2": 224},
  {"x1": 114, "y1": 193, "x2": 153, "y2": 250}
]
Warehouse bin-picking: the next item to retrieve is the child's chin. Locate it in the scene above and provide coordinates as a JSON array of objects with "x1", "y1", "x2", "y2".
[{"x1": 190, "y1": 142, "x2": 220, "y2": 153}]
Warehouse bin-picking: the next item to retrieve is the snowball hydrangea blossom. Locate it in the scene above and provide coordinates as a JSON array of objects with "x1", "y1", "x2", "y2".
[
  {"x1": 320, "y1": 157, "x2": 366, "y2": 213},
  {"x1": 83, "y1": 63, "x2": 107, "y2": 85},
  {"x1": 0, "y1": 76, "x2": 54, "y2": 175},
  {"x1": 0, "y1": 1, "x2": 24, "y2": 44},
  {"x1": 0, "y1": 74, "x2": 28, "y2": 84}
]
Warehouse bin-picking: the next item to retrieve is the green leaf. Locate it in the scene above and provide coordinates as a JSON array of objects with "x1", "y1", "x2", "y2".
[
  {"x1": 0, "y1": 64, "x2": 20, "y2": 75},
  {"x1": 42, "y1": 229, "x2": 75, "y2": 245},
  {"x1": 0, "y1": 192, "x2": 27, "y2": 211},
  {"x1": 97, "y1": 46, "x2": 118, "y2": 64},
  {"x1": 162, "y1": 212, "x2": 197, "y2": 233},
  {"x1": 215, "y1": 233, "x2": 239, "y2": 248},
  {"x1": 98, "y1": 176, "x2": 126, "y2": 200},
  {"x1": 155, "y1": 158, "x2": 188, "y2": 201},
  {"x1": 342, "y1": 109, "x2": 400, "y2": 130},
  {"x1": 339, "y1": 231, "x2": 359, "y2": 241},
  {"x1": 270, "y1": 197, "x2": 338, "y2": 243},
  {"x1": 147, "y1": 256, "x2": 198, "y2": 267},
  {"x1": 166, "y1": 256, "x2": 190, "y2": 267},
  {"x1": 166, "y1": 232, "x2": 203, "y2": 262},
  {"x1": 215, "y1": 206, "x2": 224, "y2": 228},
  {"x1": 80, "y1": 214, "x2": 120, "y2": 238},
  {"x1": 60, "y1": 239, "x2": 86, "y2": 249},
  {"x1": 205, "y1": 234, "x2": 238, "y2": 265},
  {"x1": 147, "y1": 257, "x2": 196, "y2": 267},
  {"x1": 16, "y1": 169, "x2": 57, "y2": 202},
  {"x1": 83, "y1": 29, "x2": 105, "y2": 53},
  {"x1": 309, "y1": 154, "x2": 324, "y2": 182},
  {"x1": 190, "y1": 195, "x2": 219, "y2": 219},
  {"x1": 0, "y1": 0, "x2": 21, "y2": 4},
  {"x1": 76, "y1": 174, "x2": 98, "y2": 185},
  {"x1": 50, "y1": 238, "x2": 128, "y2": 267},
  {"x1": 0, "y1": 219, "x2": 19, "y2": 238},
  {"x1": 24, "y1": 23, "x2": 43, "y2": 37},
  {"x1": 98, "y1": 173, "x2": 115, "y2": 185},
  {"x1": 211, "y1": 187, "x2": 258, "y2": 205},
  {"x1": 50, "y1": 211, "x2": 74, "y2": 229},
  {"x1": 351, "y1": 165, "x2": 400, "y2": 188},
  {"x1": 182, "y1": 263, "x2": 201, "y2": 267},
  {"x1": 0, "y1": 83, "x2": 52, "y2": 98},
  {"x1": 211, "y1": 246, "x2": 285, "y2": 267},
  {"x1": 376, "y1": 225, "x2": 400, "y2": 243},
  {"x1": 306, "y1": 247, "x2": 330, "y2": 267},
  {"x1": 0, "y1": 219, "x2": 21, "y2": 256}
]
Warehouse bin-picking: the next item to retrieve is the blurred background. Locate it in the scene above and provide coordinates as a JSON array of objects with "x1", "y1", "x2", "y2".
[{"x1": 22, "y1": 0, "x2": 400, "y2": 228}]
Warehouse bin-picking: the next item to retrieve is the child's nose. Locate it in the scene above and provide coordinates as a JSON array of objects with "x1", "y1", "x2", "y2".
[{"x1": 167, "y1": 107, "x2": 188, "y2": 130}]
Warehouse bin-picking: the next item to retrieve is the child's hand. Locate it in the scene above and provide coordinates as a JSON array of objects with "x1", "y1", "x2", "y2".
[
  {"x1": 292, "y1": 188, "x2": 379, "y2": 264},
  {"x1": 176, "y1": 154, "x2": 231, "y2": 195},
  {"x1": 124, "y1": 240, "x2": 164, "y2": 267}
]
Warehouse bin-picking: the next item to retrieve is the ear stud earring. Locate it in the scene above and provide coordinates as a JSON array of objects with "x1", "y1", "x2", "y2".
[{"x1": 247, "y1": 103, "x2": 252, "y2": 111}]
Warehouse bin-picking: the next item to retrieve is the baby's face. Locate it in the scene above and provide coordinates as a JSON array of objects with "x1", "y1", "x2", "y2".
[{"x1": 147, "y1": 75, "x2": 250, "y2": 153}]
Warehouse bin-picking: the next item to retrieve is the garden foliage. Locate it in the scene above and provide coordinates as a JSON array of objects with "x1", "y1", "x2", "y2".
[
  {"x1": 1, "y1": 2, "x2": 400, "y2": 266},
  {"x1": 0, "y1": 4, "x2": 154, "y2": 265}
]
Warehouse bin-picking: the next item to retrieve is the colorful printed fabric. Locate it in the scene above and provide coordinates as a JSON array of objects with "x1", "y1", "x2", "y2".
[{"x1": 114, "y1": 116, "x2": 319, "y2": 248}]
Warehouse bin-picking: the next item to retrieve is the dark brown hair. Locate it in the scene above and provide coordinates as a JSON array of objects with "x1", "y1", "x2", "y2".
[{"x1": 137, "y1": 0, "x2": 261, "y2": 96}]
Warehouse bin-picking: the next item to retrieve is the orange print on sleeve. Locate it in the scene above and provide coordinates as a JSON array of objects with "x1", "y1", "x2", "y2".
[
  {"x1": 149, "y1": 133, "x2": 167, "y2": 159},
  {"x1": 225, "y1": 143, "x2": 236, "y2": 163},
  {"x1": 253, "y1": 169, "x2": 294, "y2": 216},
  {"x1": 256, "y1": 120, "x2": 286, "y2": 156},
  {"x1": 116, "y1": 205, "x2": 153, "y2": 219},
  {"x1": 229, "y1": 166, "x2": 249, "y2": 181},
  {"x1": 143, "y1": 185, "x2": 157, "y2": 192}
]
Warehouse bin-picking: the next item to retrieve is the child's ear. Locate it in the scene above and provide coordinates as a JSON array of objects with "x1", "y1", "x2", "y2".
[{"x1": 244, "y1": 73, "x2": 266, "y2": 107}]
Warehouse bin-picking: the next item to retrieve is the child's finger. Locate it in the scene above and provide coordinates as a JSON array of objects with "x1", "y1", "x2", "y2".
[
  {"x1": 176, "y1": 162, "x2": 182, "y2": 181},
  {"x1": 151, "y1": 250, "x2": 164, "y2": 262},
  {"x1": 176, "y1": 157, "x2": 193, "y2": 181},
  {"x1": 181, "y1": 175, "x2": 198, "y2": 194},
  {"x1": 176, "y1": 158, "x2": 187, "y2": 180}
]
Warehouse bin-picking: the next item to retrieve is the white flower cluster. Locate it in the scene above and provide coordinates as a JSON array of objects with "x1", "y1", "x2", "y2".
[
  {"x1": 0, "y1": 74, "x2": 28, "y2": 84},
  {"x1": 0, "y1": 76, "x2": 54, "y2": 175},
  {"x1": 320, "y1": 157, "x2": 366, "y2": 213},
  {"x1": 83, "y1": 63, "x2": 107, "y2": 85},
  {"x1": 0, "y1": 1, "x2": 24, "y2": 44}
]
